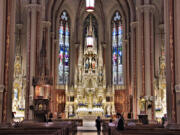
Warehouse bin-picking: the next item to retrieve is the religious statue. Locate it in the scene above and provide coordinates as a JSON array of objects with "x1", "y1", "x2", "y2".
[
  {"x1": 92, "y1": 57, "x2": 96, "y2": 69},
  {"x1": 99, "y1": 68, "x2": 103, "y2": 83},
  {"x1": 69, "y1": 105, "x2": 73, "y2": 115},
  {"x1": 107, "y1": 105, "x2": 111, "y2": 115},
  {"x1": 78, "y1": 67, "x2": 82, "y2": 82},
  {"x1": 85, "y1": 58, "x2": 89, "y2": 70}
]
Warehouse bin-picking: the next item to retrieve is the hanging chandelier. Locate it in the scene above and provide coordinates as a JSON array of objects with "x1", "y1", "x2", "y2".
[{"x1": 86, "y1": 0, "x2": 95, "y2": 12}]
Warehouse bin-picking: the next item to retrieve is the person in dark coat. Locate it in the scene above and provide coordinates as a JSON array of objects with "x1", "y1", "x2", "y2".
[
  {"x1": 48, "y1": 113, "x2": 53, "y2": 122},
  {"x1": 96, "y1": 116, "x2": 101, "y2": 134},
  {"x1": 117, "y1": 114, "x2": 124, "y2": 130}
]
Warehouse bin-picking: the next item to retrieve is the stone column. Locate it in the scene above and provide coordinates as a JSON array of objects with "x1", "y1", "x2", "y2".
[
  {"x1": 2, "y1": 0, "x2": 16, "y2": 123},
  {"x1": 131, "y1": 21, "x2": 138, "y2": 118},
  {"x1": 138, "y1": 2, "x2": 155, "y2": 119},
  {"x1": 123, "y1": 39, "x2": 129, "y2": 115},
  {"x1": 144, "y1": 2, "x2": 151, "y2": 97},
  {"x1": 42, "y1": 21, "x2": 51, "y2": 75},
  {"x1": 0, "y1": 0, "x2": 5, "y2": 83},
  {"x1": 174, "y1": 0, "x2": 180, "y2": 125},
  {"x1": 0, "y1": 85, "x2": 4, "y2": 122},
  {"x1": 143, "y1": 3, "x2": 155, "y2": 120},
  {"x1": 25, "y1": 1, "x2": 41, "y2": 120},
  {"x1": 51, "y1": 32, "x2": 55, "y2": 74},
  {"x1": 164, "y1": 0, "x2": 177, "y2": 127},
  {"x1": 136, "y1": 0, "x2": 143, "y2": 115},
  {"x1": 50, "y1": 35, "x2": 57, "y2": 115},
  {"x1": 175, "y1": 85, "x2": 180, "y2": 124},
  {"x1": 0, "y1": 0, "x2": 6, "y2": 123}
]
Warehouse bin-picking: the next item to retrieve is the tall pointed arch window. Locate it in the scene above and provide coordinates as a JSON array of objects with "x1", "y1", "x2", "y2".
[
  {"x1": 58, "y1": 11, "x2": 70, "y2": 85},
  {"x1": 112, "y1": 11, "x2": 123, "y2": 85}
]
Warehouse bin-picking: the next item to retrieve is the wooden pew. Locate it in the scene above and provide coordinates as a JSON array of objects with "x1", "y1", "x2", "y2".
[
  {"x1": 102, "y1": 122, "x2": 180, "y2": 135},
  {"x1": 0, "y1": 121, "x2": 77, "y2": 135},
  {"x1": 54, "y1": 119, "x2": 83, "y2": 126},
  {"x1": 0, "y1": 129, "x2": 60, "y2": 135}
]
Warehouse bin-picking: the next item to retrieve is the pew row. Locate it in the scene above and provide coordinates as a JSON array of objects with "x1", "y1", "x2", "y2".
[
  {"x1": 0, "y1": 121, "x2": 77, "y2": 135},
  {"x1": 102, "y1": 122, "x2": 180, "y2": 135}
]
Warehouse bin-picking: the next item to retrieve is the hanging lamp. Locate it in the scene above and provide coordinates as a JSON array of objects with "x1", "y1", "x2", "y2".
[{"x1": 86, "y1": 0, "x2": 95, "y2": 12}]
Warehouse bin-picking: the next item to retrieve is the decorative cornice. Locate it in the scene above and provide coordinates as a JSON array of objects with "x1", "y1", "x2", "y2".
[
  {"x1": 0, "y1": 85, "x2": 5, "y2": 93},
  {"x1": 25, "y1": 4, "x2": 42, "y2": 12},
  {"x1": 175, "y1": 84, "x2": 180, "y2": 93},
  {"x1": 137, "y1": 4, "x2": 155, "y2": 14},
  {"x1": 42, "y1": 21, "x2": 51, "y2": 28}
]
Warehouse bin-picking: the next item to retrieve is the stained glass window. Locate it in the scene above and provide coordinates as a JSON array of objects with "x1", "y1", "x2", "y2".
[
  {"x1": 58, "y1": 11, "x2": 70, "y2": 85},
  {"x1": 112, "y1": 11, "x2": 123, "y2": 85}
]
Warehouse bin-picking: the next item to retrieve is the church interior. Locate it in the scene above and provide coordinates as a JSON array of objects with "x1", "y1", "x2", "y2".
[{"x1": 0, "y1": 0, "x2": 180, "y2": 134}]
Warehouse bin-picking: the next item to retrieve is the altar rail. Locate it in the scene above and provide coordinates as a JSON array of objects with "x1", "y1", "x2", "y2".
[{"x1": 0, "y1": 121, "x2": 77, "y2": 135}]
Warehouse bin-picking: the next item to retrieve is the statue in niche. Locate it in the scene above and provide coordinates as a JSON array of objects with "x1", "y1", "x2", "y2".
[
  {"x1": 99, "y1": 68, "x2": 103, "y2": 83},
  {"x1": 89, "y1": 57, "x2": 92, "y2": 69},
  {"x1": 78, "y1": 96, "x2": 83, "y2": 103},
  {"x1": 107, "y1": 105, "x2": 111, "y2": 115},
  {"x1": 85, "y1": 58, "x2": 89, "y2": 70},
  {"x1": 98, "y1": 96, "x2": 103, "y2": 104},
  {"x1": 92, "y1": 57, "x2": 96, "y2": 69},
  {"x1": 78, "y1": 67, "x2": 82, "y2": 82},
  {"x1": 69, "y1": 105, "x2": 73, "y2": 115},
  {"x1": 160, "y1": 63, "x2": 165, "y2": 76}
]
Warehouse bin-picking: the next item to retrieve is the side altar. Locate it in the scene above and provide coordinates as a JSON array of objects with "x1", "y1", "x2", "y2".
[{"x1": 65, "y1": 15, "x2": 115, "y2": 119}]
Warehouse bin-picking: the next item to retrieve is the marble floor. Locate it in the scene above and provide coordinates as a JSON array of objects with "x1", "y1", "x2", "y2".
[
  {"x1": 77, "y1": 120, "x2": 102, "y2": 135},
  {"x1": 77, "y1": 120, "x2": 97, "y2": 131}
]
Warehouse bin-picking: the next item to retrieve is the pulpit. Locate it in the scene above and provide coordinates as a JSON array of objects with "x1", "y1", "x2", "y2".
[{"x1": 34, "y1": 98, "x2": 49, "y2": 122}]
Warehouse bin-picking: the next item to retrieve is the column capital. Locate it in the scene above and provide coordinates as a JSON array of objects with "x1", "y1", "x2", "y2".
[
  {"x1": 42, "y1": 21, "x2": 51, "y2": 28},
  {"x1": 0, "y1": 85, "x2": 4, "y2": 93},
  {"x1": 175, "y1": 84, "x2": 180, "y2": 93},
  {"x1": 158, "y1": 24, "x2": 164, "y2": 31},
  {"x1": 16, "y1": 24, "x2": 23, "y2": 30},
  {"x1": 54, "y1": 39, "x2": 59, "y2": 44},
  {"x1": 131, "y1": 21, "x2": 138, "y2": 28},
  {"x1": 101, "y1": 42, "x2": 106, "y2": 48},
  {"x1": 25, "y1": 4, "x2": 42, "y2": 12},
  {"x1": 123, "y1": 39, "x2": 128, "y2": 43},
  {"x1": 74, "y1": 42, "x2": 80, "y2": 48},
  {"x1": 51, "y1": 32, "x2": 55, "y2": 38},
  {"x1": 138, "y1": 4, "x2": 155, "y2": 14}
]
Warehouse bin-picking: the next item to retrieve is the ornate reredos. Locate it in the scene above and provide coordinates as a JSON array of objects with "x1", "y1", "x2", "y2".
[{"x1": 65, "y1": 13, "x2": 115, "y2": 118}]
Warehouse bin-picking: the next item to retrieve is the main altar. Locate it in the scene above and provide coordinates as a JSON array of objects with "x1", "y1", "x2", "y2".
[{"x1": 65, "y1": 15, "x2": 115, "y2": 119}]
